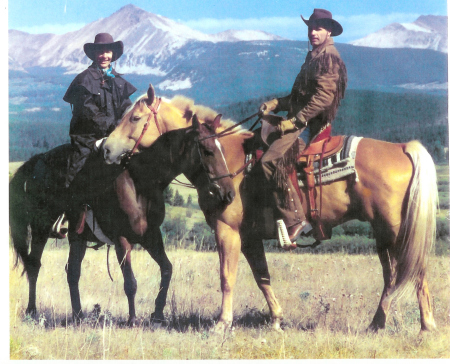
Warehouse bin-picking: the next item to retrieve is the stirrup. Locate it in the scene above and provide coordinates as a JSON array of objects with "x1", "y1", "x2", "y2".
[
  {"x1": 51, "y1": 213, "x2": 68, "y2": 239},
  {"x1": 276, "y1": 220, "x2": 297, "y2": 251}
]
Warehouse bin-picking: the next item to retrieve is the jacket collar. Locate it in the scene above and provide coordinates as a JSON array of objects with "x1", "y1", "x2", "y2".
[
  {"x1": 87, "y1": 63, "x2": 121, "y2": 80},
  {"x1": 310, "y1": 38, "x2": 334, "y2": 59}
]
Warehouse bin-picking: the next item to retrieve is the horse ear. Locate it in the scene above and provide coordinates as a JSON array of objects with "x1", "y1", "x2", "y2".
[
  {"x1": 213, "y1": 114, "x2": 222, "y2": 131},
  {"x1": 192, "y1": 114, "x2": 200, "y2": 131},
  {"x1": 146, "y1": 84, "x2": 155, "y2": 106}
]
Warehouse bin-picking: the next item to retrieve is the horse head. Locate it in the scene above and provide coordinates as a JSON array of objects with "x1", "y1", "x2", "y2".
[
  {"x1": 186, "y1": 113, "x2": 236, "y2": 209},
  {"x1": 103, "y1": 84, "x2": 169, "y2": 164}
]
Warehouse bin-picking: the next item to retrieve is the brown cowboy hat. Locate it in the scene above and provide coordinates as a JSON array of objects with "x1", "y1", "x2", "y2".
[
  {"x1": 301, "y1": 9, "x2": 343, "y2": 36},
  {"x1": 84, "y1": 33, "x2": 124, "y2": 62}
]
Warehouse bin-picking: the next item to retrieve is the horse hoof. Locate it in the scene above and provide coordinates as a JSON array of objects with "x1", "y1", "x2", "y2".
[
  {"x1": 210, "y1": 321, "x2": 231, "y2": 335},
  {"x1": 271, "y1": 319, "x2": 283, "y2": 333},
  {"x1": 150, "y1": 312, "x2": 165, "y2": 329},
  {"x1": 127, "y1": 318, "x2": 137, "y2": 327}
]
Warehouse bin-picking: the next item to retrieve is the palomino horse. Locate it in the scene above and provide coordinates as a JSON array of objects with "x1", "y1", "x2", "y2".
[
  {"x1": 104, "y1": 85, "x2": 284, "y2": 332},
  {"x1": 9, "y1": 119, "x2": 235, "y2": 326},
  {"x1": 104, "y1": 85, "x2": 438, "y2": 333}
]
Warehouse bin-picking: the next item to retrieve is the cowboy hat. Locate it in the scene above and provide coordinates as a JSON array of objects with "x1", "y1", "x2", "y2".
[
  {"x1": 301, "y1": 9, "x2": 343, "y2": 37},
  {"x1": 84, "y1": 33, "x2": 124, "y2": 62}
]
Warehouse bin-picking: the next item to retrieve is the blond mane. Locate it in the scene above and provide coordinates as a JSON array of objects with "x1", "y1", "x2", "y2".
[{"x1": 127, "y1": 93, "x2": 253, "y2": 137}]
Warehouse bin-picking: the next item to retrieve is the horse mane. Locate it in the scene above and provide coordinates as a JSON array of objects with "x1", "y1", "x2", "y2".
[{"x1": 128, "y1": 93, "x2": 253, "y2": 138}]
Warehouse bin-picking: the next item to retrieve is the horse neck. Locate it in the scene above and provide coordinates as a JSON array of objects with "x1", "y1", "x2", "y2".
[{"x1": 159, "y1": 103, "x2": 193, "y2": 134}]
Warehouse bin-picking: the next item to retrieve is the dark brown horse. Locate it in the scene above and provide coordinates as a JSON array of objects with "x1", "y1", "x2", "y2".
[
  {"x1": 104, "y1": 85, "x2": 438, "y2": 333},
  {"x1": 10, "y1": 118, "x2": 235, "y2": 326}
]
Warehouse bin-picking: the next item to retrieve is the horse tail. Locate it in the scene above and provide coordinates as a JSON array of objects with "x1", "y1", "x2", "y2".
[
  {"x1": 9, "y1": 159, "x2": 37, "y2": 274},
  {"x1": 395, "y1": 140, "x2": 438, "y2": 298}
]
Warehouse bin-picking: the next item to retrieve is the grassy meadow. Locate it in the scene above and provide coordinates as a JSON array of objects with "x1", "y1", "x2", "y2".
[
  {"x1": 9, "y1": 247, "x2": 450, "y2": 359},
  {"x1": 9, "y1": 164, "x2": 450, "y2": 359}
]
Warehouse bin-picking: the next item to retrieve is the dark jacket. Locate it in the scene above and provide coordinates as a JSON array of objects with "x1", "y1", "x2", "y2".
[
  {"x1": 276, "y1": 38, "x2": 347, "y2": 138},
  {"x1": 64, "y1": 64, "x2": 137, "y2": 150},
  {"x1": 64, "y1": 64, "x2": 137, "y2": 186}
]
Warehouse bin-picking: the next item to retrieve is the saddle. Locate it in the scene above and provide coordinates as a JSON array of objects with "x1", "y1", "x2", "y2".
[{"x1": 290, "y1": 131, "x2": 346, "y2": 240}]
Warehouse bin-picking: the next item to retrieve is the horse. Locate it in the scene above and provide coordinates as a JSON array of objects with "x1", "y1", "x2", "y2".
[
  {"x1": 104, "y1": 85, "x2": 285, "y2": 332},
  {"x1": 9, "y1": 118, "x2": 235, "y2": 327},
  {"x1": 104, "y1": 84, "x2": 438, "y2": 333}
]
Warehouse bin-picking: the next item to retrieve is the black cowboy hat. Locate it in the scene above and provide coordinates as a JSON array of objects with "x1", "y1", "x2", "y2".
[
  {"x1": 84, "y1": 33, "x2": 124, "y2": 62},
  {"x1": 301, "y1": 9, "x2": 343, "y2": 37}
]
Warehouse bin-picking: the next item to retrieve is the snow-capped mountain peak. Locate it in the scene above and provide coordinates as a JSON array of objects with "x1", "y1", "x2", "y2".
[
  {"x1": 8, "y1": 4, "x2": 284, "y2": 75},
  {"x1": 350, "y1": 15, "x2": 447, "y2": 53}
]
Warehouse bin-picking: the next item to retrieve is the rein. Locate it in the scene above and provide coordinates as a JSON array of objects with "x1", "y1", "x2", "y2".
[
  {"x1": 129, "y1": 97, "x2": 162, "y2": 156},
  {"x1": 198, "y1": 111, "x2": 261, "y2": 142}
]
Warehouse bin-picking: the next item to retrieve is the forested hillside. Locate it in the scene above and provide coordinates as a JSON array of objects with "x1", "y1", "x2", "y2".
[
  {"x1": 217, "y1": 89, "x2": 448, "y2": 162},
  {"x1": 9, "y1": 89, "x2": 448, "y2": 163}
]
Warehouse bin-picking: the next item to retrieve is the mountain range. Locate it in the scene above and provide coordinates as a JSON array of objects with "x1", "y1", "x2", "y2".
[
  {"x1": 8, "y1": 4, "x2": 448, "y2": 106},
  {"x1": 350, "y1": 15, "x2": 448, "y2": 53}
]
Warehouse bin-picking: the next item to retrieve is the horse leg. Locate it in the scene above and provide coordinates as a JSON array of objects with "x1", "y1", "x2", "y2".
[
  {"x1": 66, "y1": 232, "x2": 87, "y2": 323},
  {"x1": 241, "y1": 233, "x2": 283, "y2": 331},
  {"x1": 211, "y1": 220, "x2": 241, "y2": 333},
  {"x1": 23, "y1": 228, "x2": 48, "y2": 317},
  {"x1": 417, "y1": 274, "x2": 436, "y2": 331},
  {"x1": 369, "y1": 246, "x2": 397, "y2": 332},
  {"x1": 116, "y1": 236, "x2": 137, "y2": 326},
  {"x1": 140, "y1": 226, "x2": 172, "y2": 327}
]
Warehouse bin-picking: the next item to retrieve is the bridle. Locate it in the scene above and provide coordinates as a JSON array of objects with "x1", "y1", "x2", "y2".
[
  {"x1": 124, "y1": 96, "x2": 259, "y2": 184},
  {"x1": 128, "y1": 97, "x2": 162, "y2": 157}
]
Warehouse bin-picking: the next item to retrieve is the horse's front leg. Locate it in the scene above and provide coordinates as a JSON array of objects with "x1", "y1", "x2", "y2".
[
  {"x1": 212, "y1": 220, "x2": 241, "y2": 334},
  {"x1": 116, "y1": 236, "x2": 137, "y2": 326},
  {"x1": 241, "y1": 232, "x2": 283, "y2": 331},
  {"x1": 66, "y1": 231, "x2": 87, "y2": 323},
  {"x1": 140, "y1": 225, "x2": 172, "y2": 327}
]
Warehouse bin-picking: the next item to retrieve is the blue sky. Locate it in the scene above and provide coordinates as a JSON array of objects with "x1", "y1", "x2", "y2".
[{"x1": 8, "y1": 0, "x2": 448, "y2": 43}]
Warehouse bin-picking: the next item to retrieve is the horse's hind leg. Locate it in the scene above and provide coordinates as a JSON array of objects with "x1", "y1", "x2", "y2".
[
  {"x1": 66, "y1": 232, "x2": 87, "y2": 323},
  {"x1": 23, "y1": 227, "x2": 48, "y2": 316},
  {"x1": 417, "y1": 274, "x2": 436, "y2": 331},
  {"x1": 369, "y1": 246, "x2": 397, "y2": 332},
  {"x1": 241, "y1": 233, "x2": 283, "y2": 331},
  {"x1": 116, "y1": 236, "x2": 137, "y2": 326}
]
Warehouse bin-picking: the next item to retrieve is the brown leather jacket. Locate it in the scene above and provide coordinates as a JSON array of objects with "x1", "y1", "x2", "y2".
[{"x1": 276, "y1": 38, "x2": 347, "y2": 139}]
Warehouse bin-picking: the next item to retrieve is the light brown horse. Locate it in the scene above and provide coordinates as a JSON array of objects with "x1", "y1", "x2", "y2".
[
  {"x1": 104, "y1": 85, "x2": 284, "y2": 332},
  {"x1": 104, "y1": 85, "x2": 438, "y2": 333}
]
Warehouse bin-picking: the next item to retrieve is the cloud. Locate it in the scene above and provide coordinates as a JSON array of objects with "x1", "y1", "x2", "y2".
[
  {"x1": 24, "y1": 107, "x2": 42, "y2": 113},
  {"x1": 183, "y1": 12, "x2": 423, "y2": 43},
  {"x1": 14, "y1": 23, "x2": 85, "y2": 35},
  {"x1": 9, "y1": 97, "x2": 27, "y2": 105},
  {"x1": 51, "y1": 107, "x2": 61, "y2": 112}
]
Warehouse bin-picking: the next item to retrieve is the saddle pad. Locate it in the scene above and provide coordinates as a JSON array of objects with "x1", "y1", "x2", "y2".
[{"x1": 296, "y1": 136, "x2": 363, "y2": 187}]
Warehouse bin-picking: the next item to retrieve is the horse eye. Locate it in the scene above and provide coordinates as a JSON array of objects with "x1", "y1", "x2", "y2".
[
  {"x1": 131, "y1": 116, "x2": 140, "y2": 123},
  {"x1": 202, "y1": 149, "x2": 214, "y2": 157}
]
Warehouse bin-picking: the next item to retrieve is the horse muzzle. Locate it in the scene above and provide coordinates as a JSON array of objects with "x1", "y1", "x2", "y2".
[{"x1": 206, "y1": 182, "x2": 235, "y2": 207}]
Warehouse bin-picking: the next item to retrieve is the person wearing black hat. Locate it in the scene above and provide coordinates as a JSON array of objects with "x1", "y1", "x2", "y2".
[
  {"x1": 52, "y1": 33, "x2": 137, "y2": 236},
  {"x1": 259, "y1": 9, "x2": 347, "y2": 245}
]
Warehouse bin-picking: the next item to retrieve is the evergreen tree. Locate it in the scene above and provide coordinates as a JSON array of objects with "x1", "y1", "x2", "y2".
[
  {"x1": 173, "y1": 190, "x2": 185, "y2": 207},
  {"x1": 164, "y1": 186, "x2": 174, "y2": 205}
]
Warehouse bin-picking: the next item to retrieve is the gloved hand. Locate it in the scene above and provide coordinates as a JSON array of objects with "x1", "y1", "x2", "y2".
[
  {"x1": 94, "y1": 137, "x2": 107, "y2": 152},
  {"x1": 277, "y1": 117, "x2": 298, "y2": 135},
  {"x1": 259, "y1": 98, "x2": 279, "y2": 115}
]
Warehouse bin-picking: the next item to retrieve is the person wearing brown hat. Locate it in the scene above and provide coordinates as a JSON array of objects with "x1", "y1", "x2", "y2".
[
  {"x1": 259, "y1": 9, "x2": 347, "y2": 245},
  {"x1": 52, "y1": 33, "x2": 137, "y2": 236}
]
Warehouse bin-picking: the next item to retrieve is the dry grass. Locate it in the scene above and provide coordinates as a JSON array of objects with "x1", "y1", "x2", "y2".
[{"x1": 10, "y1": 246, "x2": 450, "y2": 359}]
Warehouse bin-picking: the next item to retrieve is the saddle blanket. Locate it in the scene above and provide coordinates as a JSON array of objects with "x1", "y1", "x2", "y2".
[{"x1": 296, "y1": 135, "x2": 363, "y2": 187}]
